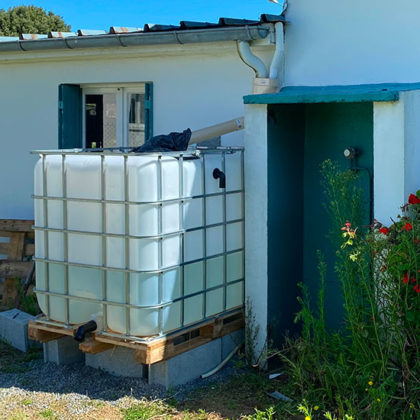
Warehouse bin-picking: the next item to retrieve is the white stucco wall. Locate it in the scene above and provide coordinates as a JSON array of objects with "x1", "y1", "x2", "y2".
[
  {"x1": 401, "y1": 91, "x2": 420, "y2": 199},
  {"x1": 0, "y1": 41, "x2": 274, "y2": 219},
  {"x1": 285, "y1": 0, "x2": 420, "y2": 86},
  {"x1": 373, "y1": 92, "x2": 420, "y2": 225},
  {"x1": 373, "y1": 101, "x2": 406, "y2": 225},
  {"x1": 244, "y1": 103, "x2": 268, "y2": 355}
]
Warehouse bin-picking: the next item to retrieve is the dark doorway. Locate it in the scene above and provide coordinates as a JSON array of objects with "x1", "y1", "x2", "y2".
[
  {"x1": 266, "y1": 102, "x2": 374, "y2": 346},
  {"x1": 85, "y1": 95, "x2": 103, "y2": 149}
]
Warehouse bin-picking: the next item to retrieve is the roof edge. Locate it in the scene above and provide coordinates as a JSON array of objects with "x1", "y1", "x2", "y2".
[{"x1": 0, "y1": 25, "x2": 272, "y2": 54}]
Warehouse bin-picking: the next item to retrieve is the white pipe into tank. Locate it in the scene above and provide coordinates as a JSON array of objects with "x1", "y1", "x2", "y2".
[
  {"x1": 190, "y1": 117, "x2": 245, "y2": 144},
  {"x1": 237, "y1": 41, "x2": 269, "y2": 78}
]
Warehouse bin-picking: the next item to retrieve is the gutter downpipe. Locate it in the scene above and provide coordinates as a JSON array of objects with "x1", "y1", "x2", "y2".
[
  {"x1": 269, "y1": 22, "x2": 284, "y2": 80},
  {"x1": 237, "y1": 41, "x2": 268, "y2": 78},
  {"x1": 237, "y1": 21, "x2": 284, "y2": 94}
]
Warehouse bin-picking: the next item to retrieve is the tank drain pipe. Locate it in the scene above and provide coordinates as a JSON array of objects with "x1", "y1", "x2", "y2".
[
  {"x1": 200, "y1": 341, "x2": 244, "y2": 379},
  {"x1": 73, "y1": 320, "x2": 97, "y2": 342}
]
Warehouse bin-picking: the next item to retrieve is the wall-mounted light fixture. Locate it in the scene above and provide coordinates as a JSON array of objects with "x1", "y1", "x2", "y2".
[{"x1": 343, "y1": 147, "x2": 358, "y2": 160}]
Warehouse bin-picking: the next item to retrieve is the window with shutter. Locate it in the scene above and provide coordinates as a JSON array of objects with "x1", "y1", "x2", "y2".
[{"x1": 58, "y1": 82, "x2": 153, "y2": 149}]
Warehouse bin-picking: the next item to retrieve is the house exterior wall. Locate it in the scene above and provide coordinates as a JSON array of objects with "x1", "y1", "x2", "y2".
[
  {"x1": 284, "y1": 0, "x2": 420, "y2": 86},
  {"x1": 0, "y1": 41, "x2": 274, "y2": 219},
  {"x1": 284, "y1": 0, "x2": 420, "y2": 218},
  {"x1": 373, "y1": 100, "x2": 406, "y2": 225},
  {"x1": 244, "y1": 103, "x2": 268, "y2": 355}
]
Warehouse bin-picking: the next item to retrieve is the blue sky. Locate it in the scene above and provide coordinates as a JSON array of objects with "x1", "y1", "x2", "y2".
[{"x1": 1, "y1": 1, "x2": 283, "y2": 31}]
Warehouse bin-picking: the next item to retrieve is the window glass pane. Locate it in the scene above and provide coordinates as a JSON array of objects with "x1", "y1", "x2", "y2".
[
  {"x1": 103, "y1": 93, "x2": 117, "y2": 148},
  {"x1": 128, "y1": 93, "x2": 145, "y2": 147},
  {"x1": 85, "y1": 93, "x2": 117, "y2": 149}
]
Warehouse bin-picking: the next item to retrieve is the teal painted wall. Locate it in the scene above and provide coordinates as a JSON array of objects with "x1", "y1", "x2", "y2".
[
  {"x1": 267, "y1": 104, "x2": 305, "y2": 344},
  {"x1": 303, "y1": 103, "x2": 373, "y2": 329},
  {"x1": 267, "y1": 103, "x2": 373, "y2": 344}
]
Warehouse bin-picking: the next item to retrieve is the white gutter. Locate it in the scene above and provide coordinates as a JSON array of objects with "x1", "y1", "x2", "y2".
[{"x1": 0, "y1": 26, "x2": 270, "y2": 53}]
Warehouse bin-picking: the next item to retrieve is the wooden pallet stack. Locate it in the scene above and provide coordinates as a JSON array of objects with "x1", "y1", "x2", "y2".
[
  {"x1": 0, "y1": 219, "x2": 34, "y2": 306},
  {"x1": 28, "y1": 309, "x2": 244, "y2": 365}
]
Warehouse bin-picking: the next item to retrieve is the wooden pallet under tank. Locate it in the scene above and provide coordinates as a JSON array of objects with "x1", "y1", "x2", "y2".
[{"x1": 28, "y1": 309, "x2": 244, "y2": 365}]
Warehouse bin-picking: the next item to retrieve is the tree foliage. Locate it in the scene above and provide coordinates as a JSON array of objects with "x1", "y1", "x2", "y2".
[{"x1": 0, "y1": 6, "x2": 70, "y2": 37}]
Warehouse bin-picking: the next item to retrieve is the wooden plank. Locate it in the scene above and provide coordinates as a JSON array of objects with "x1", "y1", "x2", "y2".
[
  {"x1": 0, "y1": 219, "x2": 34, "y2": 232},
  {"x1": 0, "y1": 231, "x2": 34, "y2": 239},
  {"x1": 2, "y1": 232, "x2": 26, "y2": 304},
  {"x1": 79, "y1": 338, "x2": 114, "y2": 354},
  {"x1": 28, "y1": 327, "x2": 64, "y2": 343},
  {"x1": 0, "y1": 242, "x2": 35, "y2": 256},
  {"x1": 28, "y1": 320, "x2": 76, "y2": 337},
  {"x1": 0, "y1": 261, "x2": 33, "y2": 277},
  {"x1": 2, "y1": 279, "x2": 17, "y2": 305},
  {"x1": 8, "y1": 233, "x2": 25, "y2": 260},
  {"x1": 135, "y1": 336, "x2": 213, "y2": 364},
  {"x1": 220, "y1": 317, "x2": 245, "y2": 336},
  {"x1": 94, "y1": 334, "x2": 149, "y2": 351}
]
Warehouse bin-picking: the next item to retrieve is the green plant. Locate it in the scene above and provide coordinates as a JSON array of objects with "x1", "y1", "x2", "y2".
[
  {"x1": 249, "y1": 406, "x2": 275, "y2": 420},
  {"x1": 245, "y1": 297, "x2": 260, "y2": 365},
  {"x1": 123, "y1": 401, "x2": 172, "y2": 420},
  {"x1": 13, "y1": 278, "x2": 40, "y2": 316},
  {"x1": 21, "y1": 398, "x2": 33, "y2": 406},
  {"x1": 40, "y1": 409, "x2": 54, "y2": 419},
  {"x1": 278, "y1": 160, "x2": 419, "y2": 419}
]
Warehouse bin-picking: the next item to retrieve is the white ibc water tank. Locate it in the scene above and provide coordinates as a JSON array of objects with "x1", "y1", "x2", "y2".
[{"x1": 33, "y1": 148, "x2": 244, "y2": 337}]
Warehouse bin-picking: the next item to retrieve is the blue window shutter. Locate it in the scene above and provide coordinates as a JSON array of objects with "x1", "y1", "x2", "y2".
[
  {"x1": 58, "y1": 84, "x2": 82, "y2": 149},
  {"x1": 145, "y1": 82, "x2": 153, "y2": 141}
]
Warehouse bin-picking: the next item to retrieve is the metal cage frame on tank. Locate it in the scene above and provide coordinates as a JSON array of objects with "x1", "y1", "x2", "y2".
[{"x1": 31, "y1": 146, "x2": 245, "y2": 344}]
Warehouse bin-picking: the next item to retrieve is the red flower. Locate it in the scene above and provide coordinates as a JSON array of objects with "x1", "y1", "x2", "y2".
[
  {"x1": 403, "y1": 273, "x2": 409, "y2": 284},
  {"x1": 408, "y1": 194, "x2": 420, "y2": 205},
  {"x1": 414, "y1": 284, "x2": 420, "y2": 294},
  {"x1": 379, "y1": 227, "x2": 389, "y2": 235},
  {"x1": 402, "y1": 222, "x2": 413, "y2": 231}
]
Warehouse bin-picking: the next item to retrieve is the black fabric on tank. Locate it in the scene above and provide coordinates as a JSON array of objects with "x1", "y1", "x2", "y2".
[{"x1": 132, "y1": 128, "x2": 192, "y2": 153}]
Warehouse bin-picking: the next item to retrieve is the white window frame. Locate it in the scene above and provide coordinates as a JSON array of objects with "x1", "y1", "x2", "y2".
[{"x1": 81, "y1": 84, "x2": 146, "y2": 148}]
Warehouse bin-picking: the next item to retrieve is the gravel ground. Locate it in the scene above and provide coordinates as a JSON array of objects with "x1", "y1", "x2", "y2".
[{"x1": 0, "y1": 347, "x2": 239, "y2": 419}]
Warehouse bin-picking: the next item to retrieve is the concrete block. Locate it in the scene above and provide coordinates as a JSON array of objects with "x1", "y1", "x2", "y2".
[
  {"x1": 148, "y1": 338, "x2": 223, "y2": 389},
  {"x1": 82, "y1": 330, "x2": 244, "y2": 388},
  {"x1": 85, "y1": 347, "x2": 144, "y2": 377},
  {"x1": 0, "y1": 309, "x2": 35, "y2": 352},
  {"x1": 222, "y1": 328, "x2": 244, "y2": 359},
  {"x1": 43, "y1": 336, "x2": 85, "y2": 365}
]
